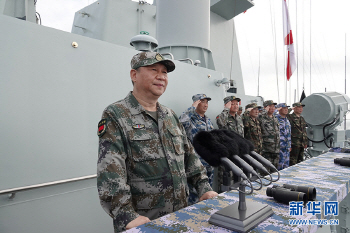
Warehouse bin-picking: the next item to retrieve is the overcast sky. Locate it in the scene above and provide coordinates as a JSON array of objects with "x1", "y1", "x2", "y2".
[{"x1": 36, "y1": 0, "x2": 350, "y2": 104}]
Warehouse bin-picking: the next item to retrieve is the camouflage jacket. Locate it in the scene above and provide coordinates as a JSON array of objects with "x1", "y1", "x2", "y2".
[
  {"x1": 276, "y1": 114, "x2": 291, "y2": 150},
  {"x1": 286, "y1": 112, "x2": 308, "y2": 147},
  {"x1": 259, "y1": 112, "x2": 280, "y2": 153},
  {"x1": 216, "y1": 108, "x2": 244, "y2": 137},
  {"x1": 242, "y1": 114, "x2": 263, "y2": 153},
  {"x1": 179, "y1": 106, "x2": 214, "y2": 143},
  {"x1": 97, "y1": 92, "x2": 212, "y2": 232}
]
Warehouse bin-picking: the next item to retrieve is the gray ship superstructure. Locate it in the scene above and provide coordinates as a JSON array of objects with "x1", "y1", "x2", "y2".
[{"x1": 1, "y1": 1, "x2": 350, "y2": 233}]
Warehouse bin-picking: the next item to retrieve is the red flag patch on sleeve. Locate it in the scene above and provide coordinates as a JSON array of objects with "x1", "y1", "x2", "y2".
[{"x1": 97, "y1": 119, "x2": 107, "y2": 137}]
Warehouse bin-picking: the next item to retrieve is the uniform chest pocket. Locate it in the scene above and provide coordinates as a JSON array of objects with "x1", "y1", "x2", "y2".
[
  {"x1": 168, "y1": 128, "x2": 185, "y2": 155},
  {"x1": 128, "y1": 130, "x2": 162, "y2": 161}
]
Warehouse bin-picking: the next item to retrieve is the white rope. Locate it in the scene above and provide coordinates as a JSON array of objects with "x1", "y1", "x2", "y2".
[{"x1": 269, "y1": 0, "x2": 280, "y2": 102}]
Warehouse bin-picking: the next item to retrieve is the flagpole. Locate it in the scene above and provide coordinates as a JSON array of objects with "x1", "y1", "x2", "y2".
[
  {"x1": 295, "y1": 0, "x2": 299, "y2": 99},
  {"x1": 345, "y1": 33, "x2": 347, "y2": 130},
  {"x1": 258, "y1": 48, "x2": 260, "y2": 96},
  {"x1": 309, "y1": 0, "x2": 311, "y2": 95}
]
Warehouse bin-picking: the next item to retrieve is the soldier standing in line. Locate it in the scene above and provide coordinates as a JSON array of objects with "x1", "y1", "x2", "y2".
[
  {"x1": 242, "y1": 103, "x2": 263, "y2": 154},
  {"x1": 97, "y1": 52, "x2": 217, "y2": 232},
  {"x1": 179, "y1": 94, "x2": 214, "y2": 204},
  {"x1": 216, "y1": 96, "x2": 244, "y2": 137},
  {"x1": 215, "y1": 96, "x2": 243, "y2": 193},
  {"x1": 259, "y1": 100, "x2": 280, "y2": 169},
  {"x1": 238, "y1": 106, "x2": 243, "y2": 116},
  {"x1": 276, "y1": 103, "x2": 292, "y2": 170},
  {"x1": 287, "y1": 102, "x2": 308, "y2": 166}
]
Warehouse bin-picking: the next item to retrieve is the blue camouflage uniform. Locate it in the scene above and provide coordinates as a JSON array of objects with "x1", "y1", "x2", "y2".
[
  {"x1": 276, "y1": 103, "x2": 292, "y2": 170},
  {"x1": 179, "y1": 94, "x2": 214, "y2": 205}
]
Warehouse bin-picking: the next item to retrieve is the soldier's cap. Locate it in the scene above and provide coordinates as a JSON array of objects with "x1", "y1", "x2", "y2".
[
  {"x1": 131, "y1": 51, "x2": 175, "y2": 73},
  {"x1": 276, "y1": 103, "x2": 290, "y2": 108},
  {"x1": 223, "y1": 96, "x2": 241, "y2": 105},
  {"x1": 192, "y1": 94, "x2": 211, "y2": 102},
  {"x1": 245, "y1": 103, "x2": 262, "y2": 110},
  {"x1": 263, "y1": 100, "x2": 277, "y2": 107},
  {"x1": 293, "y1": 102, "x2": 305, "y2": 107}
]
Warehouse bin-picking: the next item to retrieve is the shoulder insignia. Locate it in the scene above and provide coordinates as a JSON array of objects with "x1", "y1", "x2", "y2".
[
  {"x1": 97, "y1": 119, "x2": 107, "y2": 137},
  {"x1": 132, "y1": 124, "x2": 145, "y2": 129}
]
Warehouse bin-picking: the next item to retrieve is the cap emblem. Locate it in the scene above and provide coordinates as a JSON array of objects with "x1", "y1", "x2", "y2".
[{"x1": 155, "y1": 53, "x2": 163, "y2": 61}]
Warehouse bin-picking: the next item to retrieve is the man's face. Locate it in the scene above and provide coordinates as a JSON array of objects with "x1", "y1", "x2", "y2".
[
  {"x1": 230, "y1": 100, "x2": 239, "y2": 113},
  {"x1": 237, "y1": 108, "x2": 242, "y2": 115},
  {"x1": 131, "y1": 63, "x2": 168, "y2": 97},
  {"x1": 279, "y1": 107, "x2": 288, "y2": 116},
  {"x1": 250, "y1": 108, "x2": 259, "y2": 118},
  {"x1": 294, "y1": 106, "x2": 303, "y2": 114},
  {"x1": 268, "y1": 104, "x2": 276, "y2": 114},
  {"x1": 197, "y1": 99, "x2": 209, "y2": 115}
]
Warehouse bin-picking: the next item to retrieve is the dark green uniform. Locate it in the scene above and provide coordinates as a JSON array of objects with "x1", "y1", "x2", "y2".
[
  {"x1": 216, "y1": 108, "x2": 244, "y2": 137},
  {"x1": 243, "y1": 114, "x2": 263, "y2": 154},
  {"x1": 287, "y1": 112, "x2": 308, "y2": 166},
  {"x1": 259, "y1": 112, "x2": 280, "y2": 168}
]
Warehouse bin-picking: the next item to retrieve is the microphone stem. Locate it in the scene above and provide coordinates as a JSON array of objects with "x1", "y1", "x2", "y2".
[{"x1": 234, "y1": 175, "x2": 247, "y2": 211}]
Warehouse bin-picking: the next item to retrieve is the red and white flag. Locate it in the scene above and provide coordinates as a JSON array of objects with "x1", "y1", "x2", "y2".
[{"x1": 282, "y1": 0, "x2": 296, "y2": 81}]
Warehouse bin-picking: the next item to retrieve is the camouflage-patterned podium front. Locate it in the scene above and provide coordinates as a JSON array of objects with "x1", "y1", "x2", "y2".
[{"x1": 126, "y1": 152, "x2": 350, "y2": 233}]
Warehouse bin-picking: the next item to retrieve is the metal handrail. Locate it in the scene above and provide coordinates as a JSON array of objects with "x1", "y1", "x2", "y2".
[
  {"x1": 0, "y1": 174, "x2": 97, "y2": 195},
  {"x1": 178, "y1": 58, "x2": 194, "y2": 65},
  {"x1": 161, "y1": 53, "x2": 174, "y2": 60}
]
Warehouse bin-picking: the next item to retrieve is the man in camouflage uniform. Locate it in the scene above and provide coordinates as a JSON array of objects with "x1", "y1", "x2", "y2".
[
  {"x1": 179, "y1": 94, "x2": 214, "y2": 204},
  {"x1": 243, "y1": 103, "x2": 263, "y2": 154},
  {"x1": 216, "y1": 96, "x2": 244, "y2": 137},
  {"x1": 97, "y1": 52, "x2": 217, "y2": 232},
  {"x1": 238, "y1": 106, "x2": 243, "y2": 116},
  {"x1": 215, "y1": 96, "x2": 244, "y2": 193},
  {"x1": 276, "y1": 103, "x2": 292, "y2": 170},
  {"x1": 287, "y1": 102, "x2": 308, "y2": 166},
  {"x1": 259, "y1": 100, "x2": 280, "y2": 169}
]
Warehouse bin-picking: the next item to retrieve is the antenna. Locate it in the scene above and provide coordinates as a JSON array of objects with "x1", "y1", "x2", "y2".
[{"x1": 258, "y1": 48, "x2": 260, "y2": 96}]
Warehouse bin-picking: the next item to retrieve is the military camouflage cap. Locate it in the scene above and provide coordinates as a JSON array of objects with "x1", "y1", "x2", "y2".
[
  {"x1": 293, "y1": 102, "x2": 305, "y2": 107},
  {"x1": 245, "y1": 103, "x2": 261, "y2": 110},
  {"x1": 276, "y1": 103, "x2": 290, "y2": 108},
  {"x1": 223, "y1": 96, "x2": 241, "y2": 105},
  {"x1": 263, "y1": 100, "x2": 277, "y2": 107},
  {"x1": 192, "y1": 93, "x2": 211, "y2": 102},
  {"x1": 131, "y1": 51, "x2": 175, "y2": 72}
]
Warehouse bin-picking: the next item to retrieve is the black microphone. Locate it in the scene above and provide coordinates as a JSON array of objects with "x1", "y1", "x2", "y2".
[
  {"x1": 220, "y1": 130, "x2": 270, "y2": 174},
  {"x1": 239, "y1": 133, "x2": 277, "y2": 171},
  {"x1": 210, "y1": 130, "x2": 259, "y2": 177},
  {"x1": 193, "y1": 131, "x2": 247, "y2": 180}
]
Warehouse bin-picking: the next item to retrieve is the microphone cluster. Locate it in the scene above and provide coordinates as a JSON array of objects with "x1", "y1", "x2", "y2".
[{"x1": 193, "y1": 129, "x2": 280, "y2": 193}]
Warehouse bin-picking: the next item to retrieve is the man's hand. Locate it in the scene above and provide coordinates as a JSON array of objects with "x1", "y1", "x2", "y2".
[
  {"x1": 276, "y1": 107, "x2": 282, "y2": 111},
  {"x1": 264, "y1": 105, "x2": 270, "y2": 112},
  {"x1": 199, "y1": 191, "x2": 218, "y2": 202},
  {"x1": 192, "y1": 100, "x2": 201, "y2": 108},
  {"x1": 125, "y1": 216, "x2": 151, "y2": 230},
  {"x1": 246, "y1": 107, "x2": 253, "y2": 112},
  {"x1": 225, "y1": 101, "x2": 232, "y2": 109}
]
